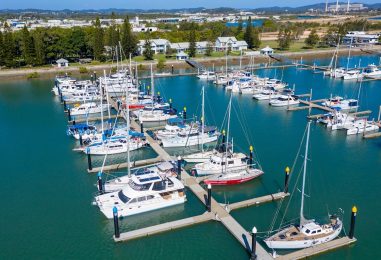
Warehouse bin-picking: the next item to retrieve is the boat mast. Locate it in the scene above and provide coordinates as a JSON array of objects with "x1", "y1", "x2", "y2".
[
  {"x1": 300, "y1": 121, "x2": 311, "y2": 227},
  {"x1": 201, "y1": 86, "x2": 205, "y2": 153},
  {"x1": 125, "y1": 75, "x2": 131, "y2": 177},
  {"x1": 346, "y1": 36, "x2": 353, "y2": 71},
  {"x1": 225, "y1": 94, "x2": 232, "y2": 173},
  {"x1": 150, "y1": 63, "x2": 154, "y2": 112},
  {"x1": 101, "y1": 70, "x2": 106, "y2": 137}
]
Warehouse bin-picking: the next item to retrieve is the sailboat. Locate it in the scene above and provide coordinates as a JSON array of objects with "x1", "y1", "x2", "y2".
[
  {"x1": 200, "y1": 94, "x2": 264, "y2": 185},
  {"x1": 161, "y1": 86, "x2": 219, "y2": 148},
  {"x1": 264, "y1": 122, "x2": 343, "y2": 249},
  {"x1": 137, "y1": 64, "x2": 177, "y2": 123}
]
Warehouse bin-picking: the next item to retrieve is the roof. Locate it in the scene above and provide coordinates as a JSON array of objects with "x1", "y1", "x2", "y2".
[
  {"x1": 261, "y1": 46, "x2": 274, "y2": 52},
  {"x1": 217, "y1": 37, "x2": 238, "y2": 43},
  {"x1": 138, "y1": 39, "x2": 169, "y2": 47},
  {"x1": 236, "y1": 40, "x2": 248, "y2": 46},
  {"x1": 56, "y1": 58, "x2": 68, "y2": 63}
]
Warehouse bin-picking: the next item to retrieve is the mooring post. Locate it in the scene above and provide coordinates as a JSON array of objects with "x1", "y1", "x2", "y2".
[
  {"x1": 171, "y1": 65, "x2": 174, "y2": 74},
  {"x1": 72, "y1": 120, "x2": 76, "y2": 126},
  {"x1": 113, "y1": 206, "x2": 120, "y2": 238},
  {"x1": 349, "y1": 206, "x2": 357, "y2": 239},
  {"x1": 207, "y1": 184, "x2": 212, "y2": 212},
  {"x1": 63, "y1": 100, "x2": 67, "y2": 111},
  {"x1": 140, "y1": 122, "x2": 144, "y2": 134},
  {"x1": 249, "y1": 145, "x2": 253, "y2": 168},
  {"x1": 183, "y1": 107, "x2": 187, "y2": 121},
  {"x1": 177, "y1": 156, "x2": 182, "y2": 180},
  {"x1": 222, "y1": 129, "x2": 226, "y2": 144},
  {"x1": 284, "y1": 166, "x2": 290, "y2": 193},
  {"x1": 251, "y1": 227, "x2": 257, "y2": 260},
  {"x1": 67, "y1": 108, "x2": 72, "y2": 122},
  {"x1": 97, "y1": 172, "x2": 103, "y2": 194},
  {"x1": 79, "y1": 134, "x2": 83, "y2": 146},
  {"x1": 157, "y1": 91, "x2": 161, "y2": 103},
  {"x1": 169, "y1": 98, "x2": 172, "y2": 109},
  {"x1": 86, "y1": 147, "x2": 92, "y2": 171}
]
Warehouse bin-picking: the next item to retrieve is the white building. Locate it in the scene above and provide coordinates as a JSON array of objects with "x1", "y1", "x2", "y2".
[
  {"x1": 215, "y1": 37, "x2": 248, "y2": 52},
  {"x1": 327, "y1": 3, "x2": 367, "y2": 12},
  {"x1": 138, "y1": 39, "x2": 170, "y2": 55},
  {"x1": 56, "y1": 58, "x2": 69, "y2": 68},
  {"x1": 170, "y1": 41, "x2": 210, "y2": 54},
  {"x1": 132, "y1": 26, "x2": 158, "y2": 33},
  {"x1": 343, "y1": 31, "x2": 380, "y2": 45},
  {"x1": 260, "y1": 46, "x2": 274, "y2": 55},
  {"x1": 176, "y1": 51, "x2": 189, "y2": 60}
]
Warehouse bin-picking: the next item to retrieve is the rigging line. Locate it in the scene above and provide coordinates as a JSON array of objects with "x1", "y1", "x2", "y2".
[{"x1": 267, "y1": 124, "x2": 308, "y2": 236}]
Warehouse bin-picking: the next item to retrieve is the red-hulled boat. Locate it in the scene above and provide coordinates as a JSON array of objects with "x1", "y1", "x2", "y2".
[{"x1": 203, "y1": 168, "x2": 263, "y2": 186}]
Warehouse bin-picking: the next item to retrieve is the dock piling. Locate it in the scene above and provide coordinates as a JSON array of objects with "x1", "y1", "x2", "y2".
[
  {"x1": 251, "y1": 227, "x2": 257, "y2": 260},
  {"x1": 79, "y1": 134, "x2": 83, "y2": 146},
  {"x1": 177, "y1": 156, "x2": 182, "y2": 179},
  {"x1": 67, "y1": 109, "x2": 71, "y2": 122},
  {"x1": 207, "y1": 184, "x2": 212, "y2": 212},
  {"x1": 87, "y1": 148, "x2": 92, "y2": 171},
  {"x1": 349, "y1": 206, "x2": 357, "y2": 239},
  {"x1": 97, "y1": 172, "x2": 103, "y2": 194},
  {"x1": 140, "y1": 123, "x2": 144, "y2": 134},
  {"x1": 113, "y1": 207, "x2": 120, "y2": 239},
  {"x1": 183, "y1": 107, "x2": 187, "y2": 120},
  {"x1": 169, "y1": 99, "x2": 172, "y2": 109},
  {"x1": 284, "y1": 166, "x2": 290, "y2": 193},
  {"x1": 249, "y1": 146, "x2": 253, "y2": 168},
  {"x1": 63, "y1": 100, "x2": 67, "y2": 111}
]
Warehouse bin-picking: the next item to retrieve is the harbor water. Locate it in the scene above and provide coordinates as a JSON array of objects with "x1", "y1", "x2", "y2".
[{"x1": 0, "y1": 54, "x2": 381, "y2": 259}]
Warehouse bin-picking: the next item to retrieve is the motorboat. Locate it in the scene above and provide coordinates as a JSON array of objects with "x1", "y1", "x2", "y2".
[
  {"x1": 342, "y1": 69, "x2": 363, "y2": 80},
  {"x1": 94, "y1": 171, "x2": 186, "y2": 218},
  {"x1": 155, "y1": 117, "x2": 190, "y2": 140},
  {"x1": 197, "y1": 71, "x2": 215, "y2": 80},
  {"x1": 161, "y1": 125, "x2": 219, "y2": 148},
  {"x1": 269, "y1": 95, "x2": 300, "y2": 107},
  {"x1": 70, "y1": 102, "x2": 110, "y2": 116},
  {"x1": 253, "y1": 89, "x2": 281, "y2": 101},
  {"x1": 84, "y1": 137, "x2": 146, "y2": 155},
  {"x1": 101, "y1": 161, "x2": 178, "y2": 193},
  {"x1": 362, "y1": 64, "x2": 381, "y2": 78},
  {"x1": 346, "y1": 120, "x2": 380, "y2": 135}
]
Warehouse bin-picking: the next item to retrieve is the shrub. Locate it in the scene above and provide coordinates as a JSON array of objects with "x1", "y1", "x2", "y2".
[
  {"x1": 79, "y1": 67, "x2": 88, "y2": 74},
  {"x1": 26, "y1": 72, "x2": 40, "y2": 79}
]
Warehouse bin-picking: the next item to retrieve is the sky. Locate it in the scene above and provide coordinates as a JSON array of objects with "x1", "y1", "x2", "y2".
[{"x1": 1, "y1": 0, "x2": 380, "y2": 10}]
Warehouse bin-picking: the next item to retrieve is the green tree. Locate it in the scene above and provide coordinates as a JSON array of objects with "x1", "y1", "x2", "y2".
[
  {"x1": 33, "y1": 29, "x2": 46, "y2": 65},
  {"x1": 157, "y1": 58, "x2": 166, "y2": 69},
  {"x1": 277, "y1": 27, "x2": 292, "y2": 50},
  {"x1": 143, "y1": 39, "x2": 154, "y2": 60},
  {"x1": 305, "y1": 29, "x2": 320, "y2": 48},
  {"x1": 3, "y1": 23, "x2": 16, "y2": 67},
  {"x1": 121, "y1": 16, "x2": 138, "y2": 57},
  {"x1": 21, "y1": 26, "x2": 36, "y2": 65},
  {"x1": 92, "y1": 17, "x2": 104, "y2": 61},
  {"x1": 0, "y1": 30, "x2": 4, "y2": 66},
  {"x1": 205, "y1": 42, "x2": 213, "y2": 56},
  {"x1": 106, "y1": 13, "x2": 119, "y2": 50},
  {"x1": 69, "y1": 27, "x2": 88, "y2": 58},
  {"x1": 244, "y1": 17, "x2": 254, "y2": 49},
  {"x1": 236, "y1": 18, "x2": 243, "y2": 36},
  {"x1": 188, "y1": 29, "x2": 196, "y2": 57}
]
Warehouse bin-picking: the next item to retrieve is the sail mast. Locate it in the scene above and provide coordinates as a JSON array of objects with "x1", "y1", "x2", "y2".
[
  {"x1": 201, "y1": 86, "x2": 205, "y2": 153},
  {"x1": 150, "y1": 63, "x2": 154, "y2": 112},
  {"x1": 225, "y1": 94, "x2": 232, "y2": 173},
  {"x1": 300, "y1": 121, "x2": 311, "y2": 226},
  {"x1": 126, "y1": 75, "x2": 131, "y2": 177}
]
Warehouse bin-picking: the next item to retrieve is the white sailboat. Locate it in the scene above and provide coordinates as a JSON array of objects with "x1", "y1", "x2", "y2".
[
  {"x1": 70, "y1": 102, "x2": 110, "y2": 116},
  {"x1": 269, "y1": 95, "x2": 300, "y2": 107},
  {"x1": 265, "y1": 122, "x2": 343, "y2": 249}
]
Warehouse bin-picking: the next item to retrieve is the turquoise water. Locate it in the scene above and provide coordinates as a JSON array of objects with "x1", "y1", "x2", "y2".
[
  {"x1": 0, "y1": 55, "x2": 381, "y2": 259},
  {"x1": 226, "y1": 20, "x2": 263, "y2": 28}
]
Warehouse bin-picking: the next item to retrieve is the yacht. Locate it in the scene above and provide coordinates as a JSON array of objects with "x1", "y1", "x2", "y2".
[
  {"x1": 70, "y1": 102, "x2": 110, "y2": 116},
  {"x1": 194, "y1": 151, "x2": 247, "y2": 176},
  {"x1": 253, "y1": 89, "x2": 281, "y2": 101},
  {"x1": 197, "y1": 71, "x2": 215, "y2": 80},
  {"x1": 94, "y1": 171, "x2": 186, "y2": 218},
  {"x1": 155, "y1": 117, "x2": 190, "y2": 140},
  {"x1": 346, "y1": 120, "x2": 379, "y2": 135},
  {"x1": 101, "y1": 161, "x2": 178, "y2": 193},
  {"x1": 84, "y1": 137, "x2": 146, "y2": 155},
  {"x1": 324, "y1": 99, "x2": 359, "y2": 111},
  {"x1": 362, "y1": 64, "x2": 381, "y2": 78},
  {"x1": 342, "y1": 69, "x2": 363, "y2": 80},
  {"x1": 265, "y1": 122, "x2": 343, "y2": 249},
  {"x1": 269, "y1": 95, "x2": 300, "y2": 107},
  {"x1": 326, "y1": 112, "x2": 355, "y2": 130},
  {"x1": 138, "y1": 109, "x2": 177, "y2": 123},
  {"x1": 161, "y1": 125, "x2": 219, "y2": 148}
]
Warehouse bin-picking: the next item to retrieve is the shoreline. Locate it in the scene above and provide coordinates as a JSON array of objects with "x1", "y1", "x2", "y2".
[{"x1": 0, "y1": 46, "x2": 380, "y2": 81}]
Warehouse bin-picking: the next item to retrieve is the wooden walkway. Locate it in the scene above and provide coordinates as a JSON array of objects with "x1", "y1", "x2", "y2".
[
  {"x1": 225, "y1": 192, "x2": 289, "y2": 211},
  {"x1": 278, "y1": 237, "x2": 357, "y2": 260},
  {"x1": 115, "y1": 212, "x2": 214, "y2": 242},
  {"x1": 87, "y1": 156, "x2": 162, "y2": 173}
]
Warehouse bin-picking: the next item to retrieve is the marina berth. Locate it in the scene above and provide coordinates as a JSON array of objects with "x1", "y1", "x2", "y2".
[
  {"x1": 84, "y1": 136, "x2": 147, "y2": 155},
  {"x1": 161, "y1": 125, "x2": 219, "y2": 148},
  {"x1": 155, "y1": 117, "x2": 190, "y2": 139},
  {"x1": 361, "y1": 64, "x2": 381, "y2": 78},
  {"x1": 94, "y1": 172, "x2": 186, "y2": 219}
]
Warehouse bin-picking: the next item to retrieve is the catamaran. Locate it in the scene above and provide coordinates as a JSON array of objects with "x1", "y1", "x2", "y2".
[
  {"x1": 264, "y1": 122, "x2": 343, "y2": 249},
  {"x1": 94, "y1": 171, "x2": 186, "y2": 218}
]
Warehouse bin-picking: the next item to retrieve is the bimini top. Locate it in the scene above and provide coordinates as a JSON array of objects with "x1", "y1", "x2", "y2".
[{"x1": 168, "y1": 117, "x2": 184, "y2": 124}]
